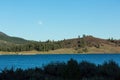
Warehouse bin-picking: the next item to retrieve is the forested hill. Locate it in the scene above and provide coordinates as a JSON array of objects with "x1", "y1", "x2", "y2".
[
  {"x1": 0, "y1": 32, "x2": 120, "y2": 53},
  {"x1": 0, "y1": 32, "x2": 29, "y2": 44}
]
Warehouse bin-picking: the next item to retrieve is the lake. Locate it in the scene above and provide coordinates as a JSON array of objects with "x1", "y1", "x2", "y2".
[{"x1": 0, "y1": 54, "x2": 120, "y2": 70}]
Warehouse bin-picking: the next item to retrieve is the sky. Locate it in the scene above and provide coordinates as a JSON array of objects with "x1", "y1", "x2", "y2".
[{"x1": 0, "y1": 0, "x2": 120, "y2": 41}]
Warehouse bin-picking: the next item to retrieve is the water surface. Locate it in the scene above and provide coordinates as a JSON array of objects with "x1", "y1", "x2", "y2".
[{"x1": 0, "y1": 54, "x2": 120, "y2": 70}]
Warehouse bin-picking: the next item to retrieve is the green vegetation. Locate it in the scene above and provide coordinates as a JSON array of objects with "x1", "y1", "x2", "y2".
[
  {"x1": 0, "y1": 59, "x2": 120, "y2": 80},
  {"x1": 0, "y1": 32, "x2": 120, "y2": 53},
  {"x1": 0, "y1": 32, "x2": 28, "y2": 44}
]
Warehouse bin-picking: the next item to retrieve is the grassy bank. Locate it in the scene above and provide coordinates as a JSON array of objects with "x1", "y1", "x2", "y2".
[{"x1": 0, "y1": 45, "x2": 120, "y2": 55}]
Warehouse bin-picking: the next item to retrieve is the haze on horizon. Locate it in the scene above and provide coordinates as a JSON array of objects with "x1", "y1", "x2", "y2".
[{"x1": 0, "y1": 0, "x2": 120, "y2": 41}]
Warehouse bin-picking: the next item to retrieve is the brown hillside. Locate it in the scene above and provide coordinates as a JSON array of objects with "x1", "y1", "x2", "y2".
[{"x1": 60, "y1": 35, "x2": 118, "y2": 49}]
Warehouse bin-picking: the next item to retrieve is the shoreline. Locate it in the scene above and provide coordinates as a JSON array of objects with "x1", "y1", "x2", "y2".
[
  {"x1": 0, "y1": 47, "x2": 120, "y2": 55},
  {"x1": 0, "y1": 52, "x2": 120, "y2": 55}
]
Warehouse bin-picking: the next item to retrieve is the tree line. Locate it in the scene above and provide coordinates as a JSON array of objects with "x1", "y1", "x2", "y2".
[
  {"x1": 0, "y1": 59, "x2": 120, "y2": 80},
  {"x1": 0, "y1": 34, "x2": 89, "y2": 52},
  {"x1": 0, "y1": 36, "x2": 88, "y2": 52},
  {"x1": 0, "y1": 41, "x2": 62, "y2": 52},
  {"x1": 1, "y1": 34, "x2": 120, "y2": 52}
]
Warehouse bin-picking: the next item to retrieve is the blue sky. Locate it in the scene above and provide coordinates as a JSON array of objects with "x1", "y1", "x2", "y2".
[{"x1": 0, "y1": 0, "x2": 120, "y2": 41}]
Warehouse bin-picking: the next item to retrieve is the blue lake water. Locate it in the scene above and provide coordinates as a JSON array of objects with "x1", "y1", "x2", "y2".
[{"x1": 0, "y1": 54, "x2": 120, "y2": 70}]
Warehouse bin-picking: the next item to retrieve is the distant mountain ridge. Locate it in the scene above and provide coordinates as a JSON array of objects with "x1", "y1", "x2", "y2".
[{"x1": 0, "y1": 32, "x2": 28, "y2": 44}]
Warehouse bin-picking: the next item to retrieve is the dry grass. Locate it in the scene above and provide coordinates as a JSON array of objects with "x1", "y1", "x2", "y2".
[
  {"x1": 87, "y1": 45, "x2": 120, "y2": 54},
  {"x1": 0, "y1": 45, "x2": 120, "y2": 55},
  {"x1": 0, "y1": 48, "x2": 77, "y2": 55}
]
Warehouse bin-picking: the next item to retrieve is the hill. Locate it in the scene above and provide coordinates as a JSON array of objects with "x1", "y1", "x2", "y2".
[
  {"x1": 0, "y1": 32, "x2": 29, "y2": 44},
  {"x1": 0, "y1": 32, "x2": 120, "y2": 54}
]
